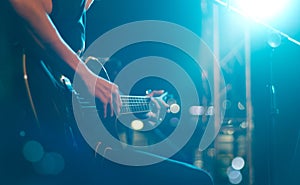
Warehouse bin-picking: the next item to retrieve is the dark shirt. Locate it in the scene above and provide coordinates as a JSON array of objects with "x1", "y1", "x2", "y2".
[
  {"x1": 0, "y1": 0, "x2": 87, "y2": 128},
  {"x1": 50, "y1": 0, "x2": 86, "y2": 54}
]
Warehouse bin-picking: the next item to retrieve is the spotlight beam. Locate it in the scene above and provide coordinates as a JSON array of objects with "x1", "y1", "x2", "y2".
[{"x1": 214, "y1": 0, "x2": 300, "y2": 46}]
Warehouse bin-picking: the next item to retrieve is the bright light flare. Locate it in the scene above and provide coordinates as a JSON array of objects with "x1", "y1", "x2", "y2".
[
  {"x1": 231, "y1": 156, "x2": 245, "y2": 170},
  {"x1": 234, "y1": 0, "x2": 288, "y2": 20},
  {"x1": 170, "y1": 103, "x2": 180, "y2": 114},
  {"x1": 131, "y1": 120, "x2": 144, "y2": 130},
  {"x1": 227, "y1": 167, "x2": 243, "y2": 184}
]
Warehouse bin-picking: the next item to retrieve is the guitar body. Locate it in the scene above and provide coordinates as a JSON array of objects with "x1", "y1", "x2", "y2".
[
  {"x1": 65, "y1": 57, "x2": 178, "y2": 147},
  {"x1": 20, "y1": 56, "x2": 214, "y2": 185},
  {"x1": 23, "y1": 55, "x2": 179, "y2": 156}
]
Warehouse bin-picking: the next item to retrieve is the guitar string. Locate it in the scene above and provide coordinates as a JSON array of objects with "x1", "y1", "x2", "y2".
[
  {"x1": 79, "y1": 97, "x2": 151, "y2": 114},
  {"x1": 82, "y1": 57, "x2": 152, "y2": 114}
]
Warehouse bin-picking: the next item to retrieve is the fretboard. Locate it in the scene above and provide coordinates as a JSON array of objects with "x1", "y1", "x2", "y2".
[
  {"x1": 77, "y1": 95, "x2": 151, "y2": 115},
  {"x1": 120, "y1": 95, "x2": 151, "y2": 114}
]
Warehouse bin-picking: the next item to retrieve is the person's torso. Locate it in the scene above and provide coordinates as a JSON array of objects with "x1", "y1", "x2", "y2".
[
  {"x1": 50, "y1": 0, "x2": 87, "y2": 54},
  {"x1": 0, "y1": 0, "x2": 87, "y2": 118}
]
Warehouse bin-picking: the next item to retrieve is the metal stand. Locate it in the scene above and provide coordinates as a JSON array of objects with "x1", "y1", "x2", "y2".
[{"x1": 266, "y1": 47, "x2": 279, "y2": 185}]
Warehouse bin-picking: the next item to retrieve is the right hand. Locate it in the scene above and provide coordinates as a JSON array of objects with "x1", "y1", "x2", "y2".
[{"x1": 78, "y1": 63, "x2": 121, "y2": 118}]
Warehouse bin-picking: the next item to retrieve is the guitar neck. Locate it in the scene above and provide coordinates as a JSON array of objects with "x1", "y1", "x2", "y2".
[
  {"x1": 77, "y1": 94, "x2": 151, "y2": 115},
  {"x1": 61, "y1": 75, "x2": 153, "y2": 115},
  {"x1": 120, "y1": 95, "x2": 151, "y2": 114}
]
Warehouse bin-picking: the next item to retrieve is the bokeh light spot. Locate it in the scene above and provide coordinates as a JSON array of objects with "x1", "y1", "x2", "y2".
[
  {"x1": 33, "y1": 152, "x2": 65, "y2": 175},
  {"x1": 22, "y1": 140, "x2": 44, "y2": 163}
]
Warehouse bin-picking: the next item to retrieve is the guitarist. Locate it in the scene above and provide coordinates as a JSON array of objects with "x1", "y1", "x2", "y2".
[{"x1": 1, "y1": 0, "x2": 213, "y2": 184}]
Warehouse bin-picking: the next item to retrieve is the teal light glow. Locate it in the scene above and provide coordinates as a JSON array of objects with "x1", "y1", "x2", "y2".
[{"x1": 234, "y1": 0, "x2": 289, "y2": 21}]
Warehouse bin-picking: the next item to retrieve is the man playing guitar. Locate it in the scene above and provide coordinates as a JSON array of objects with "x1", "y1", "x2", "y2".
[{"x1": 1, "y1": 0, "x2": 213, "y2": 184}]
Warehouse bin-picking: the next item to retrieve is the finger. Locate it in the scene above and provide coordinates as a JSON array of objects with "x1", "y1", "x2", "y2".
[
  {"x1": 103, "y1": 103, "x2": 107, "y2": 118},
  {"x1": 152, "y1": 90, "x2": 169, "y2": 108},
  {"x1": 148, "y1": 90, "x2": 164, "y2": 97},
  {"x1": 147, "y1": 111, "x2": 156, "y2": 118},
  {"x1": 148, "y1": 120, "x2": 157, "y2": 126},
  {"x1": 111, "y1": 84, "x2": 121, "y2": 116},
  {"x1": 115, "y1": 93, "x2": 121, "y2": 115},
  {"x1": 151, "y1": 97, "x2": 161, "y2": 111},
  {"x1": 158, "y1": 98, "x2": 169, "y2": 108},
  {"x1": 110, "y1": 95, "x2": 114, "y2": 117},
  {"x1": 146, "y1": 111, "x2": 162, "y2": 126}
]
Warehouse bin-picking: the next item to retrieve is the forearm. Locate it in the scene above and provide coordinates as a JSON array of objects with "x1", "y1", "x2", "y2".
[
  {"x1": 9, "y1": 0, "x2": 121, "y2": 115},
  {"x1": 9, "y1": 0, "x2": 87, "y2": 74}
]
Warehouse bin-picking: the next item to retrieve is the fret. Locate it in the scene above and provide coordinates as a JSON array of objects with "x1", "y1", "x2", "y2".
[
  {"x1": 120, "y1": 95, "x2": 151, "y2": 114},
  {"x1": 78, "y1": 95, "x2": 152, "y2": 115}
]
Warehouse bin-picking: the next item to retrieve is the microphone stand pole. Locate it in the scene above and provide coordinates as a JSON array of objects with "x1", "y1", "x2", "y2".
[{"x1": 266, "y1": 46, "x2": 279, "y2": 185}]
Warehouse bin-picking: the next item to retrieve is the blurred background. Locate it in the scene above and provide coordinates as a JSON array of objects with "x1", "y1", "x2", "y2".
[{"x1": 85, "y1": 0, "x2": 300, "y2": 185}]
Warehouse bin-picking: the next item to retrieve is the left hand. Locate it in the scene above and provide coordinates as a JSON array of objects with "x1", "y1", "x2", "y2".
[{"x1": 145, "y1": 90, "x2": 169, "y2": 127}]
